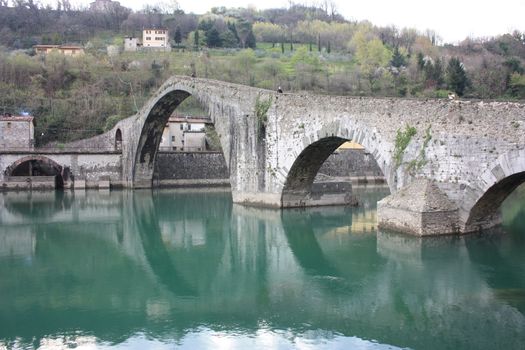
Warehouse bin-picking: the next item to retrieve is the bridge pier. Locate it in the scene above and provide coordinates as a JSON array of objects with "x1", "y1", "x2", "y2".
[{"x1": 377, "y1": 179, "x2": 461, "y2": 236}]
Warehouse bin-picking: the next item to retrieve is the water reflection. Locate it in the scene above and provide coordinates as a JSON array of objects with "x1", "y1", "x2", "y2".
[{"x1": 0, "y1": 186, "x2": 524, "y2": 349}]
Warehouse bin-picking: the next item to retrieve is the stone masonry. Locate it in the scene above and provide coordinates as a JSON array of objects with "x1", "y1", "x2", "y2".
[{"x1": 1, "y1": 76, "x2": 524, "y2": 235}]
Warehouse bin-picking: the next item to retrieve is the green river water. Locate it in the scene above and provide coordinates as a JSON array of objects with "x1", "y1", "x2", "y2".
[{"x1": 0, "y1": 187, "x2": 524, "y2": 349}]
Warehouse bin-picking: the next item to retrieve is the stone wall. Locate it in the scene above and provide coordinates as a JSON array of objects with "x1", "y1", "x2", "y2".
[
  {"x1": 154, "y1": 151, "x2": 230, "y2": 187},
  {"x1": 317, "y1": 149, "x2": 384, "y2": 180},
  {"x1": 0, "y1": 117, "x2": 34, "y2": 150}
]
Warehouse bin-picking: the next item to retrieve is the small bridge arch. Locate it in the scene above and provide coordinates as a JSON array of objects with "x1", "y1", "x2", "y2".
[
  {"x1": 4, "y1": 155, "x2": 67, "y2": 189},
  {"x1": 463, "y1": 150, "x2": 525, "y2": 232},
  {"x1": 279, "y1": 121, "x2": 394, "y2": 207}
]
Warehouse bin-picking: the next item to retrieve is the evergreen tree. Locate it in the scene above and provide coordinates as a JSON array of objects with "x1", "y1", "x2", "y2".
[
  {"x1": 390, "y1": 47, "x2": 406, "y2": 67},
  {"x1": 246, "y1": 30, "x2": 256, "y2": 49},
  {"x1": 416, "y1": 52, "x2": 425, "y2": 71},
  {"x1": 174, "y1": 26, "x2": 182, "y2": 45},
  {"x1": 206, "y1": 27, "x2": 222, "y2": 47},
  {"x1": 446, "y1": 57, "x2": 469, "y2": 96},
  {"x1": 227, "y1": 22, "x2": 240, "y2": 46},
  {"x1": 194, "y1": 30, "x2": 199, "y2": 50}
]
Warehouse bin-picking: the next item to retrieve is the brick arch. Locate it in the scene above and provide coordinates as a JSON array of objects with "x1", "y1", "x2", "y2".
[
  {"x1": 463, "y1": 150, "x2": 525, "y2": 232},
  {"x1": 280, "y1": 121, "x2": 393, "y2": 208}
]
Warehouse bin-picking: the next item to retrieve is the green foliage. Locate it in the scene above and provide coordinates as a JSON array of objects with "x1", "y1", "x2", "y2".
[
  {"x1": 390, "y1": 46, "x2": 406, "y2": 67},
  {"x1": 406, "y1": 125, "x2": 431, "y2": 174},
  {"x1": 174, "y1": 26, "x2": 182, "y2": 44},
  {"x1": 509, "y1": 73, "x2": 525, "y2": 98},
  {"x1": 393, "y1": 124, "x2": 417, "y2": 168},
  {"x1": 446, "y1": 57, "x2": 469, "y2": 96},
  {"x1": 104, "y1": 115, "x2": 126, "y2": 132},
  {"x1": 205, "y1": 124, "x2": 222, "y2": 151},
  {"x1": 206, "y1": 28, "x2": 222, "y2": 48},
  {"x1": 255, "y1": 94, "x2": 272, "y2": 138}
]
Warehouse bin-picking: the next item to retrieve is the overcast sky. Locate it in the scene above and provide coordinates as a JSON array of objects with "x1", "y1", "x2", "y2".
[{"x1": 35, "y1": 0, "x2": 525, "y2": 43}]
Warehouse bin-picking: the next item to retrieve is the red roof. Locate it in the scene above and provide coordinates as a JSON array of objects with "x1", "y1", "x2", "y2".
[{"x1": 0, "y1": 115, "x2": 34, "y2": 122}]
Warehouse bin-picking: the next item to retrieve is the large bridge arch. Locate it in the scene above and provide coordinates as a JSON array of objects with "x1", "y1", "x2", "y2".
[
  {"x1": 132, "y1": 89, "x2": 191, "y2": 187},
  {"x1": 278, "y1": 120, "x2": 394, "y2": 208},
  {"x1": 127, "y1": 77, "x2": 260, "y2": 189}
]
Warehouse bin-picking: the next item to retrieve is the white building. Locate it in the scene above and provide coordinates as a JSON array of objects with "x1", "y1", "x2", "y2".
[
  {"x1": 143, "y1": 28, "x2": 170, "y2": 51},
  {"x1": 124, "y1": 37, "x2": 139, "y2": 52},
  {"x1": 160, "y1": 116, "x2": 209, "y2": 151}
]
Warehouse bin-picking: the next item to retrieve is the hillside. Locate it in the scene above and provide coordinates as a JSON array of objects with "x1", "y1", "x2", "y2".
[{"x1": 0, "y1": 1, "x2": 524, "y2": 144}]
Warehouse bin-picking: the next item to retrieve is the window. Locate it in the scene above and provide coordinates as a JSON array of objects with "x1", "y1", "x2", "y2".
[
  {"x1": 171, "y1": 136, "x2": 175, "y2": 142},
  {"x1": 146, "y1": 37, "x2": 151, "y2": 40},
  {"x1": 180, "y1": 124, "x2": 183, "y2": 130},
  {"x1": 188, "y1": 124, "x2": 192, "y2": 131}
]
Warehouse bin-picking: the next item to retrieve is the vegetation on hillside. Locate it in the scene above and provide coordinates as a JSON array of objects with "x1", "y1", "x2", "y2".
[{"x1": 0, "y1": 1, "x2": 524, "y2": 145}]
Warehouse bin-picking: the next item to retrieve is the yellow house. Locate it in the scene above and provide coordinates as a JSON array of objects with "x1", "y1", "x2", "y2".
[
  {"x1": 338, "y1": 141, "x2": 365, "y2": 150},
  {"x1": 34, "y1": 45, "x2": 85, "y2": 56}
]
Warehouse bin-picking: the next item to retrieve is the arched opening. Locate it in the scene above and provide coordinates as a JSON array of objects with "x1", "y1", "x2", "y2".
[
  {"x1": 134, "y1": 90, "x2": 191, "y2": 179},
  {"x1": 134, "y1": 89, "x2": 230, "y2": 190},
  {"x1": 6, "y1": 156, "x2": 66, "y2": 190},
  {"x1": 281, "y1": 136, "x2": 387, "y2": 208},
  {"x1": 115, "y1": 129, "x2": 122, "y2": 151},
  {"x1": 465, "y1": 172, "x2": 525, "y2": 231}
]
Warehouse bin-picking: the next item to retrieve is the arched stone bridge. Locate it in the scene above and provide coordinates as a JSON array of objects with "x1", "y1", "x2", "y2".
[{"x1": 2, "y1": 76, "x2": 525, "y2": 235}]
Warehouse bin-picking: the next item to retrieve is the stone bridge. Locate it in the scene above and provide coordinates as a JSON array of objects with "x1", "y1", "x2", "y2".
[{"x1": 1, "y1": 76, "x2": 524, "y2": 235}]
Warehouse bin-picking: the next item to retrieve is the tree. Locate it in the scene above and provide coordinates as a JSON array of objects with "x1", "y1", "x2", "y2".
[
  {"x1": 390, "y1": 47, "x2": 406, "y2": 68},
  {"x1": 446, "y1": 57, "x2": 469, "y2": 96},
  {"x1": 194, "y1": 29, "x2": 199, "y2": 50},
  {"x1": 245, "y1": 30, "x2": 256, "y2": 49},
  {"x1": 174, "y1": 26, "x2": 182, "y2": 44},
  {"x1": 220, "y1": 30, "x2": 238, "y2": 48},
  {"x1": 508, "y1": 73, "x2": 525, "y2": 98},
  {"x1": 206, "y1": 27, "x2": 221, "y2": 47},
  {"x1": 352, "y1": 29, "x2": 392, "y2": 92}
]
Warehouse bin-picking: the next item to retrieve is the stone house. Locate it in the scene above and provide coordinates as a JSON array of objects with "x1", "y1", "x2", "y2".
[
  {"x1": 0, "y1": 114, "x2": 35, "y2": 150},
  {"x1": 124, "y1": 37, "x2": 139, "y2": 52}
]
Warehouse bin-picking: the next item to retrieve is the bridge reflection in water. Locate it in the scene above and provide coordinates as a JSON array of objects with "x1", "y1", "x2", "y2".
[{"x1": 0, "y1": 188, "x2": 524, "y2": 349}]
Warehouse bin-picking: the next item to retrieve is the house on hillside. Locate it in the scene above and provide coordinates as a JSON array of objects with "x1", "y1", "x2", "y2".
[
  {"x1": 34, "y1": 45, "x2": 84, "y2": 56},
  {"x1": 159, "y1": 116, "x2": 210, "y2": 151},
  {"x1": 0, "y1": 113, "x2": 35, "y2": 150},
  {"x1": 143, "y1": 28, "x2": 171, "y2": 51},
  {"x1": 124, "y1": 37, "x2": 140, "y2": 52}
]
